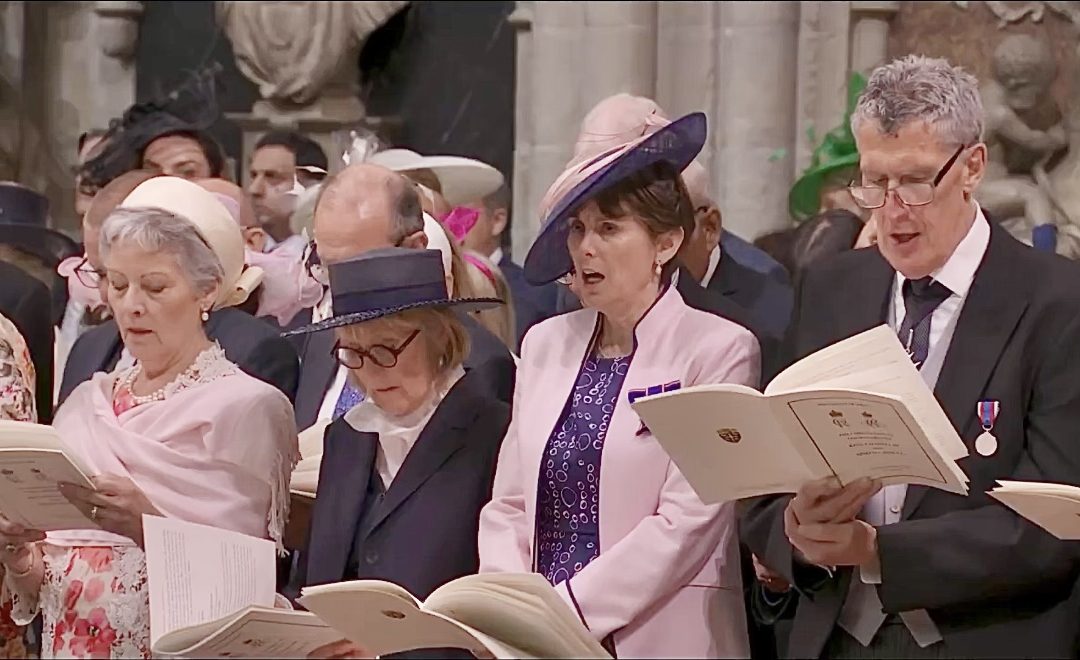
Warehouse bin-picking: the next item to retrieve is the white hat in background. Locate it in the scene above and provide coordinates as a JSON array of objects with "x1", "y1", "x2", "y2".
[{"x1": 367, "y1": 148, "x2": 504, "y2": 206}]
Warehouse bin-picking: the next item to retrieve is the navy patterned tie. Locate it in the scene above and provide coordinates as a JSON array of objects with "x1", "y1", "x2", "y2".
[
  {"x1": 332, "y1": 381, "x2": 365, "y2": 420},
  {"x1": 898, "y1": 277, "x2": 952, "y2": 369}
]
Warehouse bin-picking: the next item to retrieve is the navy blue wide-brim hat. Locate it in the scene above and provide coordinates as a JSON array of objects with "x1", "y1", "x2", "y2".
[
  {"x1": 282, "y1": 247, "x2": 503, "y2": 336},
  {"x1": 0, "y1": 182, "x2": 79, "y2": 266},
  {"x1": 523, "y1": 112, "x2": 708, "y2": 286}
]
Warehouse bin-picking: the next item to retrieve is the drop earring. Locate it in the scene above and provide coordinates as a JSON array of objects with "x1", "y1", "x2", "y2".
[
  {"x1": 654, "y1": 258, "x2": 662, "y2": 277},
  {"x1": 201, "y1": 309, "x2": 209, "y2": 322}
]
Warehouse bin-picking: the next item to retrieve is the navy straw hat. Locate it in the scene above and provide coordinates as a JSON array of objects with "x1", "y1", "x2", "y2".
[
  {"x1": 523, "y1": 112, "x2": 708, "y2": 286},
  {"x1": 0, "y1": 182, "x2": 79, "y2": 267},
  {"x1": 283, "y1": 247, "x2": 502, "y2": 336}
]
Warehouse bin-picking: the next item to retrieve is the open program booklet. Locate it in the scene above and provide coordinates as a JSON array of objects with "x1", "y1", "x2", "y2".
[
  {"x1": 0, "y1": 420, "x2": 99, "y2": 530},
  {"x1": 989, "y1": 481, "x2": 1080, "y2": 540},
  {"x1": 290, "y1": 419, "x2": 330, "y2": 501},
  {"x1": 298, "y1": 574, "x2": 610, "y2": 659},
  {"x1": 146, "y1": 517, "x2": 605, "y2": 659},
  {"x1": 145, "y1": 517, "x2": 338, "y2": 658},
  {"x1": 631, "y1": 325, "x2": 970, "y2": 503}
]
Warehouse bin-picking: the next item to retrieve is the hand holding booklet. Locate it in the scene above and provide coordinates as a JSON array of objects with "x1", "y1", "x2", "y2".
[
  {"x1": 631, "y1": 326, "x2": 970, "y2": 503},
  {"x1": 0, "y1": 420, "x2": 99, "y2": 530}
]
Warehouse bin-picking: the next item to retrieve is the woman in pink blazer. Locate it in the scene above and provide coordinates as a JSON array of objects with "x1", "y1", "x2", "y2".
[{"x1": 478, "y1": 113, "x2": 760, "y2": 658}]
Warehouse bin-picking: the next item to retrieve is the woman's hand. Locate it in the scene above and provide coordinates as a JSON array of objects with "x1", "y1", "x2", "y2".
[
  {"x1": 307, "y1": 640, "x2": 374, "y2": 659},
  {"x1": 0, "y1": 512, "x2": 44, "y2": 573},
  {"x1": 59, "y1": 475, "x2": 162, "y2": 547}
]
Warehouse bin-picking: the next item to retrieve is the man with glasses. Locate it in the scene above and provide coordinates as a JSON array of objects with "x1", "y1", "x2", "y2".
[{"x1": 740, "y1": 55, "x2": 1080, "y2": 658}]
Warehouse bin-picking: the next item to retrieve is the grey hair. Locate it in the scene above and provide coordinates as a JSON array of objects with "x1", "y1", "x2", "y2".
[
  {"x1": 851, "y1": 54, "x2": 984, "y2": 147},
  {"x1": 99, "y1": 206, "x2": 224, "y2": 296},
  {"x1": 389, "y1": 173, "x2": 424, "y2": 242}
]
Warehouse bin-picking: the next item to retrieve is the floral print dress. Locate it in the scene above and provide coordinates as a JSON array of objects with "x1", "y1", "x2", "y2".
[{"x1": 0, "y1": 312, "x2": 35, "y2": 658}]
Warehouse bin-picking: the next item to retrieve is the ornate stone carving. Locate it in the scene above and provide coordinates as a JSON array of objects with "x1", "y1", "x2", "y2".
[
  {"x1": 216, "y1": 0, "x2": 408, "y2": 121},
  {"x1": 981, "y1": 1, "x2": 1080, "y2": 27},
  {"x1": 93, "y1": 1, "x2": 144, "y2": 61},
  {"x1": 977, "y1": 33, "x2": 1080, "y2": 255}
]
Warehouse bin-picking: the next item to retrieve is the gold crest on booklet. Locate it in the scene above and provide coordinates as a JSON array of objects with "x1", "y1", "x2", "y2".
[{"x1": 716, "y1": 428, "x2": 742, "y2": 444}]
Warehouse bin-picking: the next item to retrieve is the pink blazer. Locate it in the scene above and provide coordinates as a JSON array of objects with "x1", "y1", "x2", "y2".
[{"x1": 478, "y1": 285, "x2": 760, "y2": 658}]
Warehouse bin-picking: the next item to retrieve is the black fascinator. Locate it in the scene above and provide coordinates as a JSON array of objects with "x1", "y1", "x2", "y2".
[{"x1": 80, "y1": 65, "x2": 224, "y2": 188}]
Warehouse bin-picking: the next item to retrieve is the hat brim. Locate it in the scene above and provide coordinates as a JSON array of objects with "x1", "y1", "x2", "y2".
[
  {"x1": 523, "y1": 113, "x2": 708, "y2": 286},
  {"x1": 789, "y1": 153, "x2": 860, "y2": 220},
  {"x1": 281, "y1": 297, "x2": 504, "y2": 337},
  {"x1": 1, "y1": 226, "x2": 80, "y2": 267},
  {"x1": 404, "y1": 156, "x2": 504, "y2": 206}
]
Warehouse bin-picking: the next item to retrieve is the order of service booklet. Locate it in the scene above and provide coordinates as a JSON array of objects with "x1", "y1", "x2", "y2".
[
  {"x1": 0, "y1": 420, "x2": 99, "y2": 530},
  {"x1": 989, "y1": 480, "x2": 1080, "y2": 540},
  {"x1": 630, "y1": 325, "x2": 971, "y2": 503}
]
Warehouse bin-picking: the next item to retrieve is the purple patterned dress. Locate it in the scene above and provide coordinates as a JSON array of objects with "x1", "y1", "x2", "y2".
[{"x1": 535, "y1": 351, "x2": 632, "y2": 586}]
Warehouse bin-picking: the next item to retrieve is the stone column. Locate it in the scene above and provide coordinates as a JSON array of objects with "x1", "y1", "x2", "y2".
[
  {"x1": 849, "y1": 0, "x2": 899, "y2": 75},
  {"x1": 713, "y1": 1, "x2": 800, "y2": 239},
  {"x1": 508, "y1": 1, "x2": 534, "y2": 261},
  {"x1": 578, "y1": 2, "x2": 657, "y2": 112},
  {"x1": 656, "y1": 1, "x2": 718, "y2": 167},
  {"x1": 795, "y1": 1, "x2": 851, "y2": 174},
  {"x1": 519, "y1": 1, "x2": 585, "y2": 252}
]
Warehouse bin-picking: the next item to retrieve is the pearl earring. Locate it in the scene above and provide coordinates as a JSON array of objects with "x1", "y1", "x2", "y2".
[
  {"x1": 201, "y1": 310, "x2": 209, "y2": 322},
  {"x1": 654, "y1": 258, "x2": 662, "y2": 277}
]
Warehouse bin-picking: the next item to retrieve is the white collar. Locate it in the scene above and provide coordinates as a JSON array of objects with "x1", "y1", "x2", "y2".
[
  {"x1": 893, "y1": 204, "x2": 990, "y2": 298},
  {"x1": 701, "y1": 245, "x2": 722, "y2": 287},
  {"x1": 489, "y1": 247, "x2": 504, "y2": 265},
  {"x1": 343, "y1": 366, "x2": 465, "y2": 437}
]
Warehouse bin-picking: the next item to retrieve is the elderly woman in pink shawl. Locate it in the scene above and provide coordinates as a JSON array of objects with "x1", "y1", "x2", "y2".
[{"x1": 0, "y1": 183, "x2": 298, "y2": 658}]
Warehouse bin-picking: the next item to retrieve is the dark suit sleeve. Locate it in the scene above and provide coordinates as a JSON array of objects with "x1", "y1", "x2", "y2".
[
  {"x1": 738, "y1": 264, "x2": 835, "y2": 593},
  {"x1": 875, "y1": 307, "x2": 1080, "y2": 614},
  {"x1": 239, "y1": 336, "x2": 300, "y2": 404}
]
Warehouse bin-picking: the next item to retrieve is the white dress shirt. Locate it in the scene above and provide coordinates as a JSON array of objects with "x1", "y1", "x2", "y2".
[
  {"x1": 701, "y1": 245, "x2": 722, "y2": 288},
  {"x1": 838, "y1": 205, "x2": 990, "y2": 648},
  {"x1": 343, "y1": 366, "x2": 465, "y2": 487},
  {"x1": 489, "y1": 247, "x2": 504, "y2": 266}
]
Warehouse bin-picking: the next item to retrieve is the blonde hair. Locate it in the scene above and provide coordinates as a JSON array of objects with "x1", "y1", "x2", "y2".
[
  {"x1": 463, "y1": 250, "x2": 516, "y2": 349},
  {"x1": 336, "y1": 306, "x2": 469, "y2": 374}
]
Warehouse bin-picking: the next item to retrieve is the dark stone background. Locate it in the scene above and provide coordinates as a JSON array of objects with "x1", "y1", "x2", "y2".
[{"x1": 135, "y1": 1, "x2": 516, "y2": 182}]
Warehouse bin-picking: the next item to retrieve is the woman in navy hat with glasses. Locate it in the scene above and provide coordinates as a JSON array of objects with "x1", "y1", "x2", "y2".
[
  {"x1": 477, "y1": 114, "x2": 760, "y2": 658},
  {"x1": 287, "y1": 248, "x2": 511, "y2": 618}
]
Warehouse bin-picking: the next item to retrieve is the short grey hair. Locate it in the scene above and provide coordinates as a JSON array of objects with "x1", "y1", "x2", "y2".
[
  {"x1": 851, "y1": 55, "x2": 984, "y2": 147},
  {"x1": 99, "y1": 206, "x2": 224, "y2": 296}
]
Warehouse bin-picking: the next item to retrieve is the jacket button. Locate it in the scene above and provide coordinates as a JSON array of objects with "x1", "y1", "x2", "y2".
[{"x1": 365, "y1": 550, "x2": 379, "y2": 564}]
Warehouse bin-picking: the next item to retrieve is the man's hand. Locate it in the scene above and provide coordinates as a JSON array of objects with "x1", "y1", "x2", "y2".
[
  {"x1": 786, "y1": 514, "x2": 879, "y2": 567},
  {"x1": 789, "y1": 477, "x2": 879, "y2": 525}
]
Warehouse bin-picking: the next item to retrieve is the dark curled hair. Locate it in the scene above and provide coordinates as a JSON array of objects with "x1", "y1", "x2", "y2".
[
  {"x1": 586, "y1": 161, "x2": 695, "y2": 281},
  {"x1": 139, "y1": 129, "x2": 227, "y2": 178}
]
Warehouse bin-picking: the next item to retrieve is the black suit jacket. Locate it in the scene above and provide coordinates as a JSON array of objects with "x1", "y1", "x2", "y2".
[
  {"x1": 0, "y1": 262, "x2": 55, "y2": 421},
  {"x1": 299, "y1": 369, "x2": 510, "y2": 599},
  {"x1": 292, "y1": 311, "x2": 514, "y2": 430},
  {"x1": 676, "y1": 267, "x2": 782, "y2": 385},
  {"x1": 57, "y1": 307, "x2": 299, "y2": 406},
  {"x1": 739, "y1": 225, "x2": 1080, "y2": 658},
  {"x1": 498, "y1": 256, "x2": 557, "y2": 349},
  {"x1": 707, "y1": 249, "x2": 794, "y2": 343}
]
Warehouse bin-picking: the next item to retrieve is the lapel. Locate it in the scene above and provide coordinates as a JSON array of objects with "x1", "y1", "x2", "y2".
[
  {"x1": 815, "y1": 249, "x2": 893, "y2": 357},
  {"x1": 363, "y1": 374, "x2": 485, "y2": 535},
  {"x1": 308, "y1": 421, "x2": 375, "y2": 584},
  {"x1": 83, "y1": 321, "x2": 124, "y2": 375},
  {"x1": 295, "y1": 330, "x2": 340, "y2": 429},
  {"x1": 904, "y1": 225, "x2": 1029, "y2": 517},
  {"x1": 708, "y1": 251, "x2": 743, "y2": 298}
]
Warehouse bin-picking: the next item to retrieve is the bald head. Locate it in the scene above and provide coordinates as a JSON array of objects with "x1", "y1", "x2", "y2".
[{"x1": 314, "y1": 163, "x2": 425, "y2": 264}]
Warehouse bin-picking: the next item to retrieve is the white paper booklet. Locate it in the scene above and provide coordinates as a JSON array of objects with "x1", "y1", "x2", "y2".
[
  {"x1": 299, "y1": 573, "x2": 610, "y2": 659},
  {"x1": 145, "y1": 516, "x2": 336, "y2": 658},
  {"x1": 631, "y1": 325, "x2": 970, "y2": 503},
  {"x1": 0, "y1": 420, "x2": 98, "y2": 530},
  {"x1": 989, "y1": 480, "x2": 1080, "y2": 540},
  {"x1": 290, "y1": 419, "x2": 330, "y2": 500}
]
